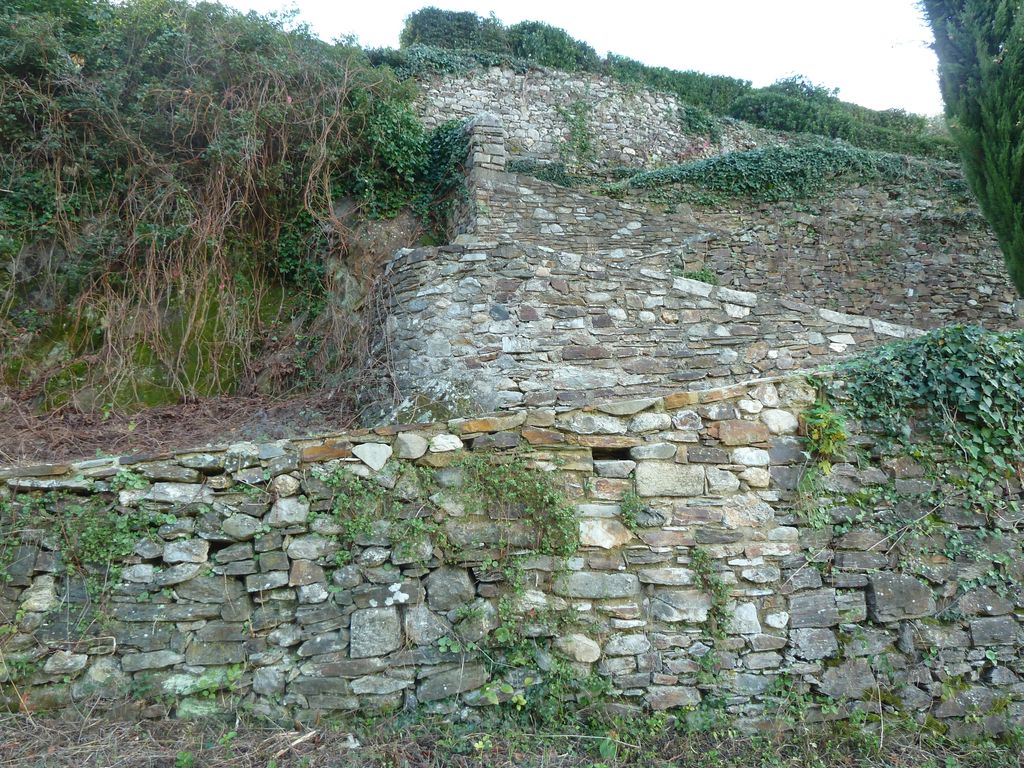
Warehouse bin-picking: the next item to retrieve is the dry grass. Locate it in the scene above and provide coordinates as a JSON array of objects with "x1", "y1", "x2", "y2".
[
  {"x1": 0, "y1": 386, "x2": 356, "y2": 466},
  {"x1": 0, "y1": 710, "x2": 1021, "y2": 768}
]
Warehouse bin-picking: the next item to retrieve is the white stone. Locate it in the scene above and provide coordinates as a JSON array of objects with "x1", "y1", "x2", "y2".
[
  {"x1": 737, "y1": 398, "x2": 763, "y2": 414},
  {"x1": 751, "y1": 383, "x2": 780, "y2": 407},
  {"x1": 429, "y1": 434, "x2": 464, "y2": 453},
  {"x1": 723, "y1": 494, "x2": 776, "y2": 528},
  {"x1": 739, "y1": 468, "x2": 771, "y2": 487},
  {"x1": 766, "y1": 611, "x2": 790, "y2": 629},
  {"x1": 761, "y1": 409, "x2": 799, "y2": 435},
  {"x1": 635, "y1": 462, "x2": 704, "y2": 497},
  {"x1": 731, "y1": 447, "x2": 770, "y2": 467},
  {"x1": 730, "y1": 603, "x2": 762, "y2": 635},
  {"x1": 554, "y1": 634, "x2": 601, "y2": 663},
  {"x1": 353, "y1": 442, "x2": 393, "y2": 471}
]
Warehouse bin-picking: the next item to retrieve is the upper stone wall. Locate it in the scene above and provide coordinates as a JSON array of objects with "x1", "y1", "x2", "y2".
[
  {"x1": 453, "y1": 118, "x2": 1022, "y2": 331},
  {"x1": 378, "y1": 241, "x2": 919, "y2": 416},
  {"x1": 416, "y1": 67, "x2": 767, "y2": 168}
]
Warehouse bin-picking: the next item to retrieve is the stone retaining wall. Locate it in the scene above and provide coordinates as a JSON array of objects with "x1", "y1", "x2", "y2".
[
  {"x1": 379, "y1": 241, "x2": 920, "y2": 415},
  {"x1": 449, "y1": 119, "x2": 1021, "y2": 330},
  {"x1": 3, "y1": 377, "x2": 1023, "y2": 734},
  {"x1": 416, "y1": 68, "x2": 768, "y2": 169}
]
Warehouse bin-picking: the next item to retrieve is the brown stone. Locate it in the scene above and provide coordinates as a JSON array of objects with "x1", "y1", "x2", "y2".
[
  {"x1": 522, "y1": 427, "x2": 566, "y2": 446},
  {"x1": 301, "y1": 441, "x2": 353, "y2": 462},
  {"x1": 717, "y1": 420, "x2": 770, "y2": 445},
  {"x1": 450, "y1": 413, "x2": 526, "y2": 434},
  {"x1": 663, "y1": 391, "x2": 700, "y2": 409},
  {"x1": 573, "y1": 435, "x2": 643, "y2": 449}
]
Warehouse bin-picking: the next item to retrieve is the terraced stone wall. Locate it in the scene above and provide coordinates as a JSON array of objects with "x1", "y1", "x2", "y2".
[
  {"x1": 3, "y1": 376, "x2": 1023, "y2": 734},
  {"x1": 416, "y1": 68, "x2": 766, "y2": 169},
  {"x1": 447, "y1": 118, "x2": 1021, "y2": 331},
  {"x1": 379, "y1": 242, "x2": 920, "y2": 415}
]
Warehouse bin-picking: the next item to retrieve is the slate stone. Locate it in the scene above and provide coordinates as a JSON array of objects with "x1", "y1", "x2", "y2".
[
  {"x1": 552, "y1": 572, "x2": 640, "y2": 599},
  {"x1": 43, "y1": 651, "x2": 88, "y2": 675},
  {"x1": 138, "y1": 463, "x2": 201, "y2": 483},
  {"x1": 121, "y1": 650, "x2": 184, "y2": 672},
  {"x1": 816, "y1": 658, "x2": 875, "y2": 700},
  {"x1": 788, "y1": 589, "x2": 840, "y2": 628},
  {"x1": 866, "y1": 574, "x2": 935, "y2": 622},
  {"x1": 417, "y1": 663, "x2": 488, "y2": 702},
  {"x1": 185, "y1": 642, "x2": 245, "y2": 666},
  {"x1": 349, "y1": 607, "x2": 401, "y2": 658},
  {"x1": 222, "y1": 514, "x2": 263, "y2": 541},
  {"x1": 604, "y1": 634, "x2": 651, "y2": 656},
  {"x1": 403, "y1": 605, "x2": 451, "y2": 646},
  {"x1": 650, "y1": 589, "x2": 711, "y2": 623},
  {"x1": 253, "y1": 667, "x2": 286, "y2": 696},
  {"x1": 425, "y1": 568, "x2": 475, "y2": 610},
  {"x1": 790, "y1": 628, "x2": 838, "y2": 660},
  {"x1": 289, "y1": 560, "x2": 326, "y2": 587},
  {"x1": 174, "y1": 576, "x2": 244, "y2": 603},
  {"x1": 646, "y1": 686, "x2": 701, "y2": 710},
  {"x1": 246, "y1": 572, "x2": 289, "y2": 592},
  {"x1": 266, "y1": 496, "x2": 309, "y2": 528},
  {"x1": 971, "y1": 616, "x2": 1020, "y2": 647},
  {"x1": 162, "y1": 540, "x2": 209, "y2": 564},
  {"x1": 351, "y1": 675, "x2": 411, "y2": 695}
]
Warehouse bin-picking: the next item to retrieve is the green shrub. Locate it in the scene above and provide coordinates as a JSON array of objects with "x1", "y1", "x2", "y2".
[
  {"x1": 507, "y1": 20, "x2": 599, "y2": 71},
  {"x1": 399, "y1": 7, "x2": 506, "y2": 53},
  {"x1": 840, "y1": 325, "x2": 1024, "y2": 484},
  {"x1": 619, "y1": 142, "x2": 911, "y2": 203},
  {"x1": 602, "y1": 53, "x2": 752, "y2": 114},
  {"x1": 0, "y1": 0, "x2": 467, "y2": 409},
  {"x1": 730, "y1": 77, "x2": 957, "y2": 160}
]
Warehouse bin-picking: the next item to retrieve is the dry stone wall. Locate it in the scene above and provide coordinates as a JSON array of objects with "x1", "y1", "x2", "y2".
[
  {"x1": 416, "y1": 68, "x2": 767, "y2": 168},
  {"x1": 3, "y1": 377, "x2": 1024, "y2": 735},
  {"x1": 450, "y1": 119, "x2": 1021, "y2": 330},
  {"x1": 380, "y1": 241, "x2": 920, "y2": 415}
]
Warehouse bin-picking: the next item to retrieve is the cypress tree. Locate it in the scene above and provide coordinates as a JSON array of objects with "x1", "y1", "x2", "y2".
[{"x1": 923, "y1": 0, "x2": 1024, "y2": 296}]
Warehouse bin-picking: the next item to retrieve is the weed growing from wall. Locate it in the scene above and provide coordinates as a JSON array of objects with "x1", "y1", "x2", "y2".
[{"x1": 555, "y1": 100, "x2": 596, "y2": 171}]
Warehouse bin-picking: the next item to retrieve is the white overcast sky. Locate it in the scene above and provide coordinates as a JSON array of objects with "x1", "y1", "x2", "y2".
[{"x1": 223, "y1": 0, "x2": 944, "y2": 116}]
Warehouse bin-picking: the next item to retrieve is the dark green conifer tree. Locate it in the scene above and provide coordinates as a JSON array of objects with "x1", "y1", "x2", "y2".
[{"x1": 923, "y1": 0, "x2": 1024, "y2": 295}]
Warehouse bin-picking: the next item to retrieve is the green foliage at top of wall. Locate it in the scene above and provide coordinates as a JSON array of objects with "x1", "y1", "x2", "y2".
[
  {"x1": 390, "y1": 10, "x2": 950, "y2": 159},
  {"x1": 398, "y1": 8, "x2": 599, "y2": 72},
  {"x1": 838, "y1": 325, "x2": 1024, "y2": 492},
  {"x1": 729, "y1": 76, "x2": 957, "y2": 161},
  {"x1": 615, "y1": 141, "x2": 915, "y2": 203}
]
